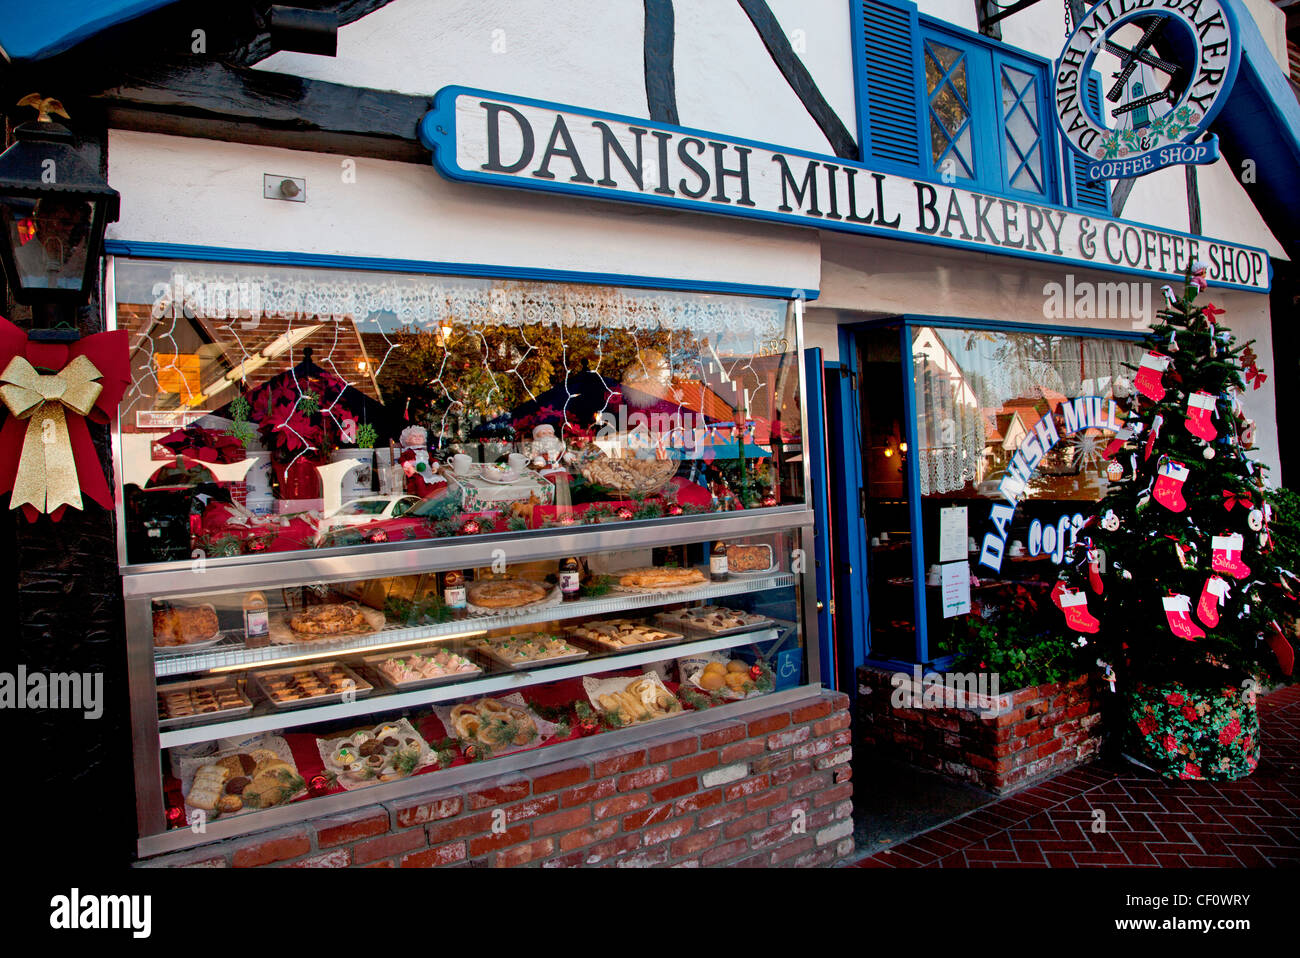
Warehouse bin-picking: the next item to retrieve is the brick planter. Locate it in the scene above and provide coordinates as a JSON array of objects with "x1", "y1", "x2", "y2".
[
  {"x1": 856, "y1": 667, "x2": 1103, "y2": 794},
  {"x1": 140, "y1": 690, "x2": 854, "y2": 868}
]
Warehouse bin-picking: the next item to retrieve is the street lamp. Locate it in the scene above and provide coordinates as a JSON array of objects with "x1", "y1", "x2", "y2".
[{"x1": 0, "y1": 96, "x2": 119, "y2": 311}]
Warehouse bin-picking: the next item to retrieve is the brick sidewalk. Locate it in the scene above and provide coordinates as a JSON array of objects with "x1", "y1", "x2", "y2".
[{"x1": 848, "y1": 684, "x2": 1300, "y2": 868}]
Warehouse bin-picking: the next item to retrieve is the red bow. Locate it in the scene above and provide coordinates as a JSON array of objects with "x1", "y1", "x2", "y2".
[
  {"x1": 1222, "y1": 489, "x2": 1253, "y2": 511},
  {"x1": 1202, "y1": 303, "x2": 1225, "y2": 324},
  {"x1": 0, "y1": 316, "x2": 129, "y2": 522}
]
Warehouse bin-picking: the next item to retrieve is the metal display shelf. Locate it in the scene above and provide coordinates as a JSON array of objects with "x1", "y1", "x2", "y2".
[
  {"x1": 154, "y1": 571, "x2": 795, "y2": 677},
  {"x1": 158, "y1": 627, "x2": 778, "y2": 748}
]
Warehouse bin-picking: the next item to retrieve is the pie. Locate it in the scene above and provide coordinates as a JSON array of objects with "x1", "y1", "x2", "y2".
[
  {"x1": 289, "y1": 602, "x2": 368, "y2": 636},
  {"x1": 726, "y1": 545, "x2": 773, "y2": 573},
  {"x1": 153, "y1": 605, "x2": 220, "y2": 646},
  {"x1": 617, "y1": 566, "x2": 707, "y2": 589},
  {"x1": 467, "y1": 579, "x2": 549, "y2": 609}
]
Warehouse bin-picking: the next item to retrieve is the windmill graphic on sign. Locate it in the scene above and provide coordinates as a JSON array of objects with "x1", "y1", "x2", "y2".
[{"x1": 1100, "y1": 16, "x2": 1187, "y2": 140}]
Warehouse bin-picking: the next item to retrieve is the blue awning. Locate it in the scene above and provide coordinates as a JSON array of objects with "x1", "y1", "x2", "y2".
[
  {"x1": 1216, "y1": 0, "x2": 1300, "y2": 258},
  {"x1": 0, "y1": 1, "x2": 179, "y2": 63}
]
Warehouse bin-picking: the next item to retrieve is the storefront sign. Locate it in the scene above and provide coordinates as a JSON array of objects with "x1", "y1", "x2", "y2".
[
  {"x1": 420, "y1": 87, "x2": 1269, "y2": 292},
  {"x1": 979, "y1": 396, "x2": 1124, "y2": 571},
  {"x1": 1053, "y1": 0, "x2": 1240, "y2": 181}
]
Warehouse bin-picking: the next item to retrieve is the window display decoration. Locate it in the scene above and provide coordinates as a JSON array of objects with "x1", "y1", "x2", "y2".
[{"x1": 0, "y1": 314, "x2": 129, "y2": 520}]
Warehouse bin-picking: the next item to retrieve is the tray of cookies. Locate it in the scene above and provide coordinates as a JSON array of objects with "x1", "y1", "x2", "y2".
[
  {"x1": 464, "y1": 632, "x2": 588, "y2": 669},
  {"x1": 317, "y1": 718, "x2": 435, "y2": 789},
  {"x1": 362, "y1": 645, "x2": 482, "y2": 691},
  {"x1": 465, "y1": 577, "x2": 562, "y2": 616},
  {"x1": 157, "y1": 677, "x2": 253, "y2": 727},
  {"x1": 610, "y1": 566, "x2": 708, "y2": 594},
  {"x1": 567, "y1": 618, "x2": 685, "y2": 653},
  {"x1": 180, "y1": 741, "x2": 306, "y2": 818},
  {"x1": 250, "y1": 662, "x2": 374, "y2": 709},
  {"x1": 726, "y1": 543, "x2": 777, "y2": 576},
  {"x1": 435, "y1": 694, "x2": 559, "y2": 756},
  {"x1": 653, "y1": 605, "x2": 773, "y2": 637},
  {"x1": 583, "y1": 672, "x2": 684, "y2": 725}
]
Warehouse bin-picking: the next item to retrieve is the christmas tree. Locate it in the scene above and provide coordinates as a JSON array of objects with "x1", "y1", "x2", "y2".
[{"x1": 1053, "y1": 266, "x2": 1294, "y2": 778}]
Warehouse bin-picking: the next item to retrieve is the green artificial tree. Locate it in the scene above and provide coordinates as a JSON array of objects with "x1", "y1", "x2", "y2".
[{"x1": 1055, "y1": 268, "x2": 1294, "y2": 780}]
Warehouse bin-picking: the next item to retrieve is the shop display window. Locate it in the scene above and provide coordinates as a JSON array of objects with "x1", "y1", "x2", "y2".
[
  {"x1": 911, "y1": 324, "x2": 1143, "y2": 659},
  {"x1": 111, "y1": 259, "x2": 806, "y2": 567}
]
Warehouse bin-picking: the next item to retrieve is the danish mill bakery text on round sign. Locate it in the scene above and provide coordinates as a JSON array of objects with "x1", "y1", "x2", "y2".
[{"x1": 1054, "y1": 0, "x2": 1240, "y2": 180}]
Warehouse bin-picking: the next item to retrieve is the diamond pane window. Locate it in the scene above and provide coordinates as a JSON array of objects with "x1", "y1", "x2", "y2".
[
  {"x1": 1001, "y1": 65, "x2": 1045, "y2": 196},
  {"x1": 925, "y1": 40, "x2": 974, "y2": 180}
]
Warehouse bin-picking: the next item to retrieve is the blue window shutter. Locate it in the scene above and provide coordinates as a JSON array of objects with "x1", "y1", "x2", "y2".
[
  {"x1": 1068, "y1": 73, "x2": 1110, "y2": 214},
  {"x1": 855, "y1": 0, "x2": 922, "y2": 169}
]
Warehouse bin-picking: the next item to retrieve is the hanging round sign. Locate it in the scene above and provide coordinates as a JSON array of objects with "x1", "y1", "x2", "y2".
[{"x1": 1053, "y1": 0, "x2": 1240, "y2": 181}]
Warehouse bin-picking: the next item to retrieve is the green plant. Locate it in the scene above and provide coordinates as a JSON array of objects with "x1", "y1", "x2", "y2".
[
  {"x1": 355, "y1": 422, "x2": 378, "y2": 448},
  {"x1": 951, "y1": 599, "x2": 1088, "y2": 691}
]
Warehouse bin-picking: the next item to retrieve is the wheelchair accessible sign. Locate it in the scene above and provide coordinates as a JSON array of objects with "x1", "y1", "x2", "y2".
[{"x1": 1053, "y1": 0, "x2": 1240, "y2": 181}]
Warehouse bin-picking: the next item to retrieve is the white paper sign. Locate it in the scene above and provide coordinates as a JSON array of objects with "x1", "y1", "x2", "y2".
[
  {"x1": 939, "y1": 506, "x2": 968, "y2": 563},
  {"x1": 941, "y1": 561, "x2": 972, "y2": 619}
]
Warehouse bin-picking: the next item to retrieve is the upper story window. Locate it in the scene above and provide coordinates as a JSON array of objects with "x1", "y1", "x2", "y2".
[
  {"x1": 855, "y1": 0, "x2": 1109, "y2": 213},
  {"x1": 919, "y1": 24, "x2": 1056, "y2": 202}
]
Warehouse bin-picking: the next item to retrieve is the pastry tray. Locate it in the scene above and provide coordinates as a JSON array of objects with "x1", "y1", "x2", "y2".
[
  {"x1": 652, "y1": 609, "x2": 774, "y2": 638},
  {"x1": 250, "y1": 662, "x2": 374, "y2": 710},
  {"x1": 360, "y1": 646, "x2": 484, "y2": 691},
  {"x1": 567, "y1": 621, "x2": 687, "y2": 653},
  {"x1": 157, "y1": 676, "x2": 254, "y2": 728},
  {"x1": 465, "y1": 636, "x2": 589, "y2": 670}
]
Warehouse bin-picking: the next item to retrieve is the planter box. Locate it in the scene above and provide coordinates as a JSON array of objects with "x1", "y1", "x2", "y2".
[{"x1": 856, "y1": 666, "x2": 1104, "y2": 794}]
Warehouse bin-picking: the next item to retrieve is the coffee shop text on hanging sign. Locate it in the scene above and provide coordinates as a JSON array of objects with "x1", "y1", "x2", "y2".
[{"x1": 418, "y1": 87, "x2": 1269, "y2": 292}]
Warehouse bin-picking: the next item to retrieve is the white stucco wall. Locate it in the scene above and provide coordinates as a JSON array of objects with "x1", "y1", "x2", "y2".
[{"x1": 104, "y1": 130, "x2": 822, "y2": 292}]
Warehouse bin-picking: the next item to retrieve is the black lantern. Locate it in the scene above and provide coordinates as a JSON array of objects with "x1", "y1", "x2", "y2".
[{"x1": 0, "y1": 97, "x2": 119, "y2": 307}]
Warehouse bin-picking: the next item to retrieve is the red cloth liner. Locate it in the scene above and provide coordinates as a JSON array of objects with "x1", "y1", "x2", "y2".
[{"x1": 0, "y1": 315, "x2": 130, "y2": 521}]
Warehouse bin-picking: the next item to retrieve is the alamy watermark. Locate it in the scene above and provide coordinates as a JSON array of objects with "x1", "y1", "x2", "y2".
[
  {"x1": 0, "y1": 665, "x2": 103, "y2": 719},
  {"x1": 890, "y1": 666, "x2": 1003, "y2": 719},
  {"x1": 1043, "y1": 275, "x2": 1153, "y2": 329}
]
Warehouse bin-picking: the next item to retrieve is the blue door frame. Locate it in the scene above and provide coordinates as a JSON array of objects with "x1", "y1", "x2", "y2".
[{"x1": 803, "y1": 348, "x2": 838, "y2": 690}]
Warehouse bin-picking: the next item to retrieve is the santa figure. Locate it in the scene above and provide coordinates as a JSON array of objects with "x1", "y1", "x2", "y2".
[{"x1": 398, "y1": 425, "x2": 439, "y2": 496}]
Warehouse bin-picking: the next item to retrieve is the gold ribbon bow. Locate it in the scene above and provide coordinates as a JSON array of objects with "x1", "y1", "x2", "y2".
[{"x1": 0, "y1": 354, "x2": 103, "y2": 514}]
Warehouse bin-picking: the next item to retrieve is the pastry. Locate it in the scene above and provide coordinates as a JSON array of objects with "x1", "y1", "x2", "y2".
[
  {"x1": 153, "y1": 605, "x2": 219, "y2": 647},
  {"x1": 288, "y1": 602, "x2": 368, "y2": 636},
  {"x1": 617, "y1": 567, "x2": 706, "y2": 589},
  {"x1": 225, "y1": 776, "x2": 251, "y2": 795},
  {"x1": 467, "y1": 579, "x2": 549, "y2": 609},
  {"x1": 726, "y1": 545, "x2": 772, "y2": 573},
  {"x1": 217, "y1": 794, "x2": 243, "y2": 814}
]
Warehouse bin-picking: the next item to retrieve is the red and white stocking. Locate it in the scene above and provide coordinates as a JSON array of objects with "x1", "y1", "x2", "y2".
[
  {"x1": 1087, "y1": 548, "x2": 1104, "y2": 595},
  {"x1": 1196, "y1": 575, "x2": 1230, "y2": 628},
  {"x1": 1184, "y1": 391, "x2": 1218, "y2": 441},
  {"x1": 1134, "y1": 351, "x2": 1172, "y2": 401},
  {"x1": 1052, "y1": 581, "x2": 1099, "y2": 634},
  {"x1": 1144, "y1": 414, "x2": 1164, "y2": 461},
  {"x1": 1153, "y1": 457, "x2": 1190, "y2": 512},
  {"x1": 1211, "y1": 533, "x2": 1251, "y2": 579},
  {"x1": 1163, "y1": 594, "x2": 1204, "y2": 641}
]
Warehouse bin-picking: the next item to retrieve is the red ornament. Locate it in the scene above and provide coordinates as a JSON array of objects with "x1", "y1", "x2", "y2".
[
  {"x1": 667, "y1": 503, "x2": 684, "y2": 516},
  {"x1": 460, "y1": 519, "x2": 481, "y2": 535},
  {"x1": 369, "y1": 529, "x2": 388, "y2": 542},
  {"x1": 749, "y1": 664, "x2": 763, "y2": 681},
  {"x1": 166, "y1": 805, "x2": 184, "y2": 826},
  {"x1": 616, "y1": 506, "x2": 634, "y2": 521},
  {"x1": 577, "y1": 719, "x2": 600, "y2": 737},
  {"x1": 248, "y1": 538, "x2": 267, "y2": 551},
  {"x1": 308, "y1": 775, "x2": 330, "y2": 796},
  {"x1": 761, "y1": 495, "x2": 778, "y2": 508}
]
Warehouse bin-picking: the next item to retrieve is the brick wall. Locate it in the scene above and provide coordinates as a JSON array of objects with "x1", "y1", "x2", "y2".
[
  {"x1": 142, "y1": 690, "x2": 853, "y2": 868},
  {"x1": 856, "y1": 668, "x2": 1103, "y2": 794}
]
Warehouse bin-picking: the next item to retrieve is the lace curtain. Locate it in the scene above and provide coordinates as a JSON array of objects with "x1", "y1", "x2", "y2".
[{"x1": 912, "y1": 327, "x2": 1139, "y2": 496}]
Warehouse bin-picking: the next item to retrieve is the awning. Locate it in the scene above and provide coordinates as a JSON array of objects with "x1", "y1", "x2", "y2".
[{"x1": 0, "y1": 1, "x2": 179, "y2": 63}]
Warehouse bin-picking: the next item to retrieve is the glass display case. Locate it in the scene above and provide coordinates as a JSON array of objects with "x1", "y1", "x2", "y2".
[{"x1": 109, "y1": 258, "x2": 818, "y2": 855}]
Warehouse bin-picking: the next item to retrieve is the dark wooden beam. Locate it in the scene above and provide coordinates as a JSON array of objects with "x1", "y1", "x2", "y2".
[
  {"x1": 85, "y1": 60, "x2": 432, "y2": 162},
  {"x1": 643, "y1": 0, "x2": 680, "y2": 125}
]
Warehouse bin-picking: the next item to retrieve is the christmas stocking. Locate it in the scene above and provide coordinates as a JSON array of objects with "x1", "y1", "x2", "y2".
[
  {"x1": 1185, "y1": 391, "x2": 1218, "y2": 441},
  {"x1": 1087, "y1": 548, "x2": 1104, "y2": 595},
  {"x1": 1052, "y1": 581, "x2": 1099, "y2": 633},
  {"x1": 1153, "y1": 457, "x2": 1190, "y2": 512},
  {"x1": 1134, "y1": 351, "x2": 1171, "y2": 401},
  {"x1": 1143, "y1": 414, "x2": 1164, "y2": 461},
  {"x1": 1163, "y1": 594, "x2": 1204, "y2": 641},
  {"x1": 1211, "y1": 533, "x2": 1251, "y2": 579},
  {"x1": 1196, "y1": 575, "x2": 1230, "y2": 628},
  {"x1": 1265, "y1": 621, "x2": 1295, "y2": 677}
]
